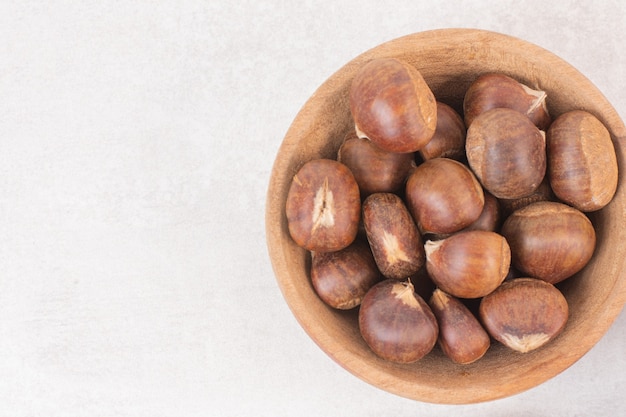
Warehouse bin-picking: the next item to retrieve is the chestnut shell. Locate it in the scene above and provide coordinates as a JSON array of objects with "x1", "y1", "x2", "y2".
[
  {"x1": 500, "y1": 201, "x2": 596, "y2": 284},
  {"x1": 349, "y1": 58, "x2": 437, "y2": 153},
  {"x1": 466, "y1": 107, "x2": 546, "y2": 200},
  {"x1": 338, "y1": 134, "x2": 415, "y2": 196},
  {"x1": 479, "y1": 278, "x2": 568, "y2": 353},
  {"x1": 311, "y1": 239, "x2": 382, "y2": 309},
  {"x1": 463, "y1": 72, "x2": 551, "y2": 130},
  {"x1": 429, "y1": 288, "x2": 490, "y2": 364},
  {"x1": 285, "y1": 159, "x2": 361, "y2": 252},
  {"x1": 547, "y1": 110, "x2": 618, "y2": 212},
  {"x1": 405, "y1": 158, "x2": 484, "y2": 234},
  {"x1": 424, "y1": 230, "x2": 510, "y2": 299},
  {"x1": 362, "y1": 193, "x2": 425, "y2": 279},
  {"x1": 359, "y1": 279, "x2": 438, "y2": 363}
]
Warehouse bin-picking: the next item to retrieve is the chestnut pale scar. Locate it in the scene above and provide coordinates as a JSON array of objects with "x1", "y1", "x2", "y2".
[
  {"x1": 381, "y1": 230, "x2": 411, "y2": 264},
  {"x1": 500, "y1": 332, "x2": 550, "y2": 353},
  {"x1": 312, "y1": 177, "x2": 335, "y2": 232},
  {"x1": 521, "y1": 84, "x2": 547, "y2": 115}
]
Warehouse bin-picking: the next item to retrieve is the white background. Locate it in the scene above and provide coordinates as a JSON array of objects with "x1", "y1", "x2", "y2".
[{"x1": 0, "y1": 1, "x2": 625, "y2": 416}]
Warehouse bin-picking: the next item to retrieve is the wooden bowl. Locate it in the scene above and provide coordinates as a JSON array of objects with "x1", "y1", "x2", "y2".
[{"x1": 265, "y1": 29, "x2": 626, "y2": 404}]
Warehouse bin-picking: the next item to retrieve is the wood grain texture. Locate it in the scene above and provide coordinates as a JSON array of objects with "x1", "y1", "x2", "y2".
[{"x1": 265, "y1": 29, "x2": 626, "y2": 404}]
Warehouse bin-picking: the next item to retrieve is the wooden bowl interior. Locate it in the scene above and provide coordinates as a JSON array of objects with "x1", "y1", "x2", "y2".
[{"x1": 266, "y1": 29, "x2": 626, "y2": 404}]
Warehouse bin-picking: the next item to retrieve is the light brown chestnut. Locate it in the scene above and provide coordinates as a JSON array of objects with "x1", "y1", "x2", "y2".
[
  {"x1": 359, "y1": 279, "x2": 438, "y2": 363},
  {"x1": 547, "y1": 110, "x2": 618, "y2": 212},
  {"x1": 500, "y1": 201, "x2": 596, "y2": 284},
  {"x1": 429, "y1": 288, "x2": 490, "y2": 364},
  {"x1": 285, "y1": 159, "x2": 360, "y2": 252},
  {"x1": 466, "y1": 107, "x2": 547, "y2": 199},
  {"x1": 338, "y1": 132, "x2": 415, "y2": 196},
  {"x1": 362, "y1": 193, "x2": 425, "y2": 279},
  {"x1": 311, "y1": 239, "x2": 382, "y2": 310},
  {"x1": 463, "y1": 73, "x2": 551, "y2": 130},
  {"x1": 425, "y1": 230, "x2": 511, "y2": 299},
  {"x1": 479, "y1": 278, "x2": 568, "y2": 353},
  {"x1": 419, "y1": 102, "x2": 466, "y2": 161},
  {"x1": 463, "y1": 192, "x2": 501, "y2": 233},
  {"x1": 405, "y1": 158, "x2": 484, "y2": 234},
  {"x1": 349, "y1": 58, "x2": 437, "y2": 153}
]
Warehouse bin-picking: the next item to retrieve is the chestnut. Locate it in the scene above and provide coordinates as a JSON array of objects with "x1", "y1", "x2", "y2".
[
  {"x1": 479, "y1": 278, "x2": 568, "y2": 353},
  {"x1": 362, "y1": 193, "x2": 424, "y2": 279},
  {"x1": 500, "y1": 201, "x2": 596, "y2": 284},
  {"x1": 463, "y1": 72, "x2": 551, "y2": 130},
  {"x1": 311, "y1": 239, "x2": 382, "y2": 310},
  {"x1": 405, "y1": 158, "x2": 484, "y2": 234},
  {"x1": 359, "y1": 279, "x2": 438, "y2": 363},
  {"x1": 462, "y1": 192, "x2": 501, "y2": 233},
  {"x1": 285, "y1": 159, "x2": 360, "y2": 252},
  {"x1": 429, "y1": 288, "x2": 490, "y2": 364},
  {"x1": 498, "y1": 177, "x2": 555, "y2": 219},
  {"x1": 547, "y1": 110, "x2": 618, "y2": 212},
  {"x1": 349, "y1": 58, "x2": 437, "y2": 153},
  {"x1": 466, "y1": 107, "x2": 546, "y2": 199},
  {"x1": 337, "y1": 132, "x2": 415, "y2": 196},
  {"x1": 424, "y1": 230, "x2": 511, "y2": 299},
  {"x1": 418, "y1": 102, "x2": 466, "y2": 161}
]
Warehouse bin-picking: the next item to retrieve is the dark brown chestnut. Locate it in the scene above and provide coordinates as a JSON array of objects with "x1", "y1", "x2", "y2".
[
  {"x1": 463, "y1": 72, "x2": 551, "y2": 130},
  {"x1": 311, "y1": 239, "x2": 382, "y2": 310},
  {"x1": 337, "y1": 132, "x2": 415, "y2": 196},
  {"x1": 359, "y1": 279, "x2": 438, "y2": 363},
  {"x1": 429, "y1": 288, "x2": 490, "y2": 364},
  {"x1": 419, "y1": 102, "x2": 466, "y2": 161},
  {"x1": 362, "y1": 193, "x2": 425, "y2": 279},
  {"x1": 462, "y1": 192, "x2": 501, "y2": 233}
]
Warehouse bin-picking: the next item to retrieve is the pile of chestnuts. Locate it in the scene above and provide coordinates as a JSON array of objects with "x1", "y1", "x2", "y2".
[{"x1": 285, "y1": 57, "x2": 618, "y2": 365}]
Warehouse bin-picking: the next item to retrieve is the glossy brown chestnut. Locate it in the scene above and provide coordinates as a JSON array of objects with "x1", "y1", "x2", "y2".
[
  {"x1": 463, "y1": 72, "x2": 551, "y2": 130},
  {"x1": 429, "y1": 288, "x2": 490, "y2": 364},
  {"x1": 311, "y1": 239, "x2": 382, "y2": 310},
  {"x1": 359, "y1": 279, "x2": 438, "y2": 363},
  {"x1": 500, "y1": 201, "x2": 596, "y2": 284},
  {"x1": 362, "y1": 193, "x2": 425, "y2": 279},
  {"x1": 479, "y1": 278, "x2": 568, "y2": 353},
  {"x1": 419, "y1": 102, "x2": 466, "y2": 161},
  {"x1": 285, "y1": 159, "x2": 360, "y2": 252},
  {"x1": 405, "y1": 158, "x2": 484, "y2": 234},
  {"x1": 349, "y1": 58, "x2": 437, "y2": 153},
  {"x1": 547, "y1": 110, "x2": 618, "y2": 212},
  {"x1": 425, "y1": 230, "x2": 511, "y2": 299},
  {"x1": 338, "y1": 132, "x2": 415, "y2": 196},
  {"x1": 466, "y1": 107, "x2": 546, "y2": 199}
]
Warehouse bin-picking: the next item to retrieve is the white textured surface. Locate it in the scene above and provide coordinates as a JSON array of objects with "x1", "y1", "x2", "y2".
[{"x1": 1, "y1": 1, "x2": 625, "y2": 416}]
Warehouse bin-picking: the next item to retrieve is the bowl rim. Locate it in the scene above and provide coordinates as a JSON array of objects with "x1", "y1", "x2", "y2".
[{"x1": 265, "y1": 28, "x2": 626, "y2": 404}]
